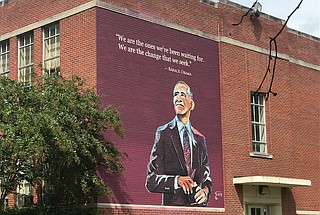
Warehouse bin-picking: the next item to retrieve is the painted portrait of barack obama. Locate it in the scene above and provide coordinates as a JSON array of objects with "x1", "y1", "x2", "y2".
[{"x1": 146, "y1": 81, "x2": 212, "y2": 206}]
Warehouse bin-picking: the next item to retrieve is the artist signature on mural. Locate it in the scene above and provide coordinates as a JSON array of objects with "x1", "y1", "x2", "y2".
[
  {"x1": 166, "y1": 66, "x2": 192, "y2": 76},
  {"x1": 214, "y1": 191, "x2": 223, "y2": 200}
]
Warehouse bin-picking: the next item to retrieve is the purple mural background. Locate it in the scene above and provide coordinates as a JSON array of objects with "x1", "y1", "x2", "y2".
[{"x1": 96, "y1": 8, "x2": 223, "y2": 208}]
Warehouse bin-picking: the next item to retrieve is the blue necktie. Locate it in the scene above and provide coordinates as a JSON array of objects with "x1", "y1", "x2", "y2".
[{"x1": 183, "y1": 127, "x2": 192, "y2": 176}]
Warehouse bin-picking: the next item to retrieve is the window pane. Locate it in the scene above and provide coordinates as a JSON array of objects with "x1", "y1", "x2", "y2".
[
  {"x1": 0, "y1": 40, "x2": 9, "y2": 75},
  {"x1": 252, "y1": 124, "x2": 255, "y2": 141},
  {"x1": 18, "y1": 32, "x2": 34, "y2": 85},
  {"x1": 260, "y1": 144, "x2": 265, "y2": 153},
  {"x1": 45, "y1": 39, "x2": 50, "y2": 58},
  {"x1": 30, "y1": 33, "x2": 34, "y2": 44},
  {"x1": 7, "y1": 55, "x2": 9, "y2": 70},
  {"x1": 254, "y1": 106, "x2": 259, "y2": 122},
  {"x1": 0, "y1": 55, "x2": 3, "y2": 69},
  {"x1": 19, "y1": 67, "x2": 25, "y2": 82},
  {"x1": 251, "y1": 93, "x2": 267, "y2": 153},
  {"x1": 49, "y1": 38, "x2": 55, "y2": 57},
  {"x1": 26, "y1": 46, "x2": 31, "y2": 65},
  {"x1": 0, "y1": 43, "x2": 5, "y2": 52},
  {"x1": 56, "y1": 24, "x2": 60, "y2": 34},
  {"x1": 56, "y1": 36, "x2": 60, "y2": 55},
  {"x1": 31, "y1": 45, "x2": 34, "y2": 63},
  {"x1": 44, "y1": 28, "x2": 49, "y2": 38},
  {"x1": 251, "y1": 105, "x2": 255, "y2": 122},
  {"x1": 255, "y1": 124, "x2": 260, "y2": 141},
  {"x1": 257, "y1": 208, "x2": 261, "y2": 214},
  {"x1": 20, "y1": 36, "x2": 25, "y2": 46},
  {"x1": 20, "y1": 49, "x2": 25, "y2": 66},
  {"x1": 251, "y1": 208, "x2": 256, "y2": 215},
  {"x1": 260, "y1": 125, "x2": 265, "y2": 142},
  {"x1": 25, "y1": 67, "x2": 31, "y2": 81},
  {"x1": 43, "y1": 22, "x2": 60, "y2": 78},
  {"x1": 50, "y1": 26, "x2": 55, "y2": 36},
  {"x1": 259, "y1": 106, "x2": 264, "y2": 123}
]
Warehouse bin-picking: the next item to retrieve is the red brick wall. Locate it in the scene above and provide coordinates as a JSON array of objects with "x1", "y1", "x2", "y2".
[
  {"x1": 0, "y1": 0, "x2": 91, "y2": 35},
  {"x1": 8, "y1": 37, "x2": 18, "y2": 80},
  {"x1": 34, "y1": 28, "x2": 43, "y2": 77},
  {"x1": 60, "y1": 8, "x2": 97, "y2": 89},
  {"x1": 7, "y1": 193, "x2": 16, "y2": 208},
  {"x1": 220, "y1": 42, "x2": 319, "y2": 214},
  {"x1": 289, "y1": 63, "x2": 320, "y2": 211}
]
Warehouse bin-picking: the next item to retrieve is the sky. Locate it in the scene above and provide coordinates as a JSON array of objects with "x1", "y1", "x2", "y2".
[{"x1": 230, "y1": 0, "x2": 320, "y2": 38}]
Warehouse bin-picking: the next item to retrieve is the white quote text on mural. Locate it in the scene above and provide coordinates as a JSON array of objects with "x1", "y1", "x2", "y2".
[{"x1": 115, "y1": 34, "x2": 206, "y2": 76}]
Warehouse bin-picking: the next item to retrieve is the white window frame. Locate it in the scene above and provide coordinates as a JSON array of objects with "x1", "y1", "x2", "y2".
[
  {"x1": 18, "y1": 32, "x2": 34, "y2": 86},
  {"x1": 16, "y1": 180, "x2": 33, "y2": 208},
  {"x1": 43, "y1": 22, "x2": 60, "y2": 77},
  {"x1": 0, "y1": 40, "x2": 10, "y2": 77},
  {"x1": 251, "y1": 93, "x2": 267, "y2": 154},
  {"x1": 246, "y1": 205, "x2": 271, "y2": 215}
]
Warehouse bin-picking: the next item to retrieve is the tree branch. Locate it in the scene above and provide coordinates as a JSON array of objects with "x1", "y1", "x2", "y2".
[
  {"x1": 232, "y1": 0, "x2": 304, "y2": 100},
  {"x1": 232, "y1": 0, "x2": 258, "y2": 26},
  {"x1": 255, "y1": 0, "x2": 303, "y2": 100}
]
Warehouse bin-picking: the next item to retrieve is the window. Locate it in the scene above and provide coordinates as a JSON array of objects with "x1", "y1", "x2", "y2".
[
  {"x1": 247, "y1": 205, "x2": 270, "y2": 215},
  {"x1": 43, "y1": 22, "x2": 60, "y2": 77},
  {"x1": 251, "y1": 93, "x2": 267, "y2": 154},
  {"x1": 0, "y1": 40, "x2": 10, "y2": 77},
  {"x1": 17, "y1": 181, "x2": 33, "y2": 208},
  {"x1": 18, "y1": 32, "x2": 34, "y2": 86}
]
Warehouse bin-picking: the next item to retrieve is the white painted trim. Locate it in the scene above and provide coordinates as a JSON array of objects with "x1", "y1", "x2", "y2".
[
  {"x1": 250, "y1": 152, "x2": 273, "y2": 159},
  {"x1": 97, "y1": 203, "x2": 225, "y2": 212},
  {"x1": 0, "y1": 0, "x2": 319, "y2": 72},
  {"x1": 233, "y1": 176, "x2": 312, "y2": 187},
  {"x1": 296, "y1": 211, "x2": 320, "y2": 215}
]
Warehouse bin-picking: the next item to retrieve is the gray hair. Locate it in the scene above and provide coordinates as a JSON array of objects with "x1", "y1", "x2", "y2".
[{"x1": 174, "y1": 81, "x2": 194, "y2": 100}]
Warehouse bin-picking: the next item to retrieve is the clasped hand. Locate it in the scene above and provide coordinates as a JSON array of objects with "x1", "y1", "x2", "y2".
[{"x1": 177, "y1": 176, "x2": 207, "y2": 204}]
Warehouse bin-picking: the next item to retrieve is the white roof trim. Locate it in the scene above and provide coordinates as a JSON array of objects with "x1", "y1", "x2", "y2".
[
  {"x1": 233, "y1": 176, "x2": 311, "y2": 187},
  {"x1": 296, "y1": 210, "x2": 320, "y2": 215}
]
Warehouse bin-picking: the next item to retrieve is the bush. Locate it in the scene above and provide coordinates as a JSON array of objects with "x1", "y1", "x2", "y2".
[{"x1": 0, "y1": 205, "x2": 98, "y2": 215}]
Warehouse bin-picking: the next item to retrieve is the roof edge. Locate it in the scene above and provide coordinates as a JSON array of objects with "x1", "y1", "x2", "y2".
[{"x1": 233, "y1": 176, "x2": 312, "y2": 187}]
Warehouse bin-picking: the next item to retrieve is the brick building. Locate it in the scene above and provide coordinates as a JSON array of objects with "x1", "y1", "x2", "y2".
[{"x1": 0, "y1": 0, "x2": 319, "y2": 215}]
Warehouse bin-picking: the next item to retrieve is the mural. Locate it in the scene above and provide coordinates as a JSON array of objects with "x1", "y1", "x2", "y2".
[
  {"x1": 146, "y1": 80, "x2": 212, "y2": 206},
  {"x1": 97, "y1": 8, "x2": 223, "y2": 208}
]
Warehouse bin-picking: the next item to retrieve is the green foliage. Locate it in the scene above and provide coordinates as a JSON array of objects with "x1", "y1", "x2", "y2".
[
  {"x1": 0, "y1": 205, "x2": 97, "y2": 215},
  {"x1": 0, "y1": 75, "x2": 123, "y2": 212}
]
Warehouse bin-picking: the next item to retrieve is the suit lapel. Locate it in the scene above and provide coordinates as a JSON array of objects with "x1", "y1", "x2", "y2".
[{"x1": 169, "y1": 122, "x2": 187, "y2": 173}]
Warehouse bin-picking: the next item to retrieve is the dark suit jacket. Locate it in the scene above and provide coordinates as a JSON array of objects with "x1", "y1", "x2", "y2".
[{"x1": 146, "y1": 118, "x2": 212, "y2": 206}]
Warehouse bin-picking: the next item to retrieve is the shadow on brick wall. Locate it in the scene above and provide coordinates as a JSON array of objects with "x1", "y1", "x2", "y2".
[
  {"x1": 104, "y1": 172, "x2": 132, "y2": 204},
  {"x1": 251, "y1": 17, "x2": 263, "y2": 41},
  {"x1": 282, "y1": 187, "x2": 297, "y2": 215},
  {"x1": 97, "y1": 169, "x2": 134, "y2": 214}
]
